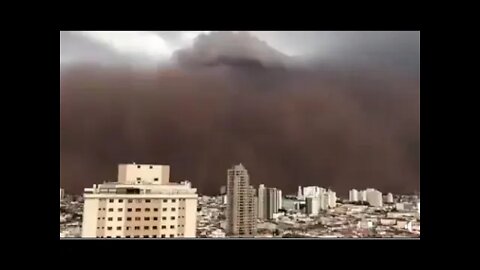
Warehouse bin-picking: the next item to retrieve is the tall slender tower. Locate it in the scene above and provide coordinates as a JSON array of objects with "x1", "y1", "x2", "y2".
[{"x1": 226, "y1": 163, "x2": 256, "y2": 237}]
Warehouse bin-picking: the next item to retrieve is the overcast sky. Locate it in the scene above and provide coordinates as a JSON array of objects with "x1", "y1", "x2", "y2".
[{"x1": 60, "y1": 31, "x2": 419, "y2": 70}]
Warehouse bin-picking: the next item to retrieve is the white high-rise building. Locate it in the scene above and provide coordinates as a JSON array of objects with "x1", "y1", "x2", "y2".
[
  {"x1": 257, "y1": 184, "x2": 266, "y2": 220},
  {"x1": 305, "y1": 196, "x2": 321, "y2": 216},
  {"x1": 386, "y1": 193, "x2": 394, "y2": 203},
  {"x1": 359, "y1": 190, "x2": 367, "y2": 202},
  {"x1": 297, "y1": 186, "x2": 303, "y2": 200},
  {"x1": 349, "y1": 189, "x2": 358, "y2": 202},
  {"x1": 257, "y1": 185, "x2": 283, "y2": 220},
  {"x1": 277, "y1": 189, "x2": 282, "y2": 210},
  {"x1": 81, "y1": 163, "x2": 198, "y2": 239},
  {"x1": 327, "y1": 190, "x2": 337, "y2": 208},
  {"x1": 303, "y1": 186, "x2": 322, "y2": 198},
  {"x1": 226, "y1": 163, "x2": 256, "y2": 237},
  {"x1": 366, "y1": 188, "x2": 383, "y2": 207}
]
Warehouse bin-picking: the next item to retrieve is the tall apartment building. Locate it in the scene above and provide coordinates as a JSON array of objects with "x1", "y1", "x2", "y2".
[
  {"x1": 366, "y1": 188, "x2": 383, "y2": 207},
  {"x1": 349, "y1": 189, "x2": 358, "y2": 202},
  {"x1": 81, "y1": 163, "x2": 198, "y2": 239},
  {"x1": 60, "y1": 188, "x2": 64, "y2": 201},
  {"x1": 257, "y1": 184, "x2": 267, "y2": 220},
  {"x1": 305, "y1": 196, "x2": 321, "y2": 216},
  {"x1": 226, "y1": 163, "x2": 256, "y2": 237},
  {"x1": 257, "y1": 185, "x2": 283, "y2": 220}
]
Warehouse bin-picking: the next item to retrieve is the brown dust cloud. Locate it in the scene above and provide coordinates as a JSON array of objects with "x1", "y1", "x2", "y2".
[{"x1": 60, "y1": 32, "x2": 419, "y2": 196}]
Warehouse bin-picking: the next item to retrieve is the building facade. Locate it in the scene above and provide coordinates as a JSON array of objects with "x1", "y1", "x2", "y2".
[
  {"x1": 226, "y1": 163, "x2": 256, "y2": 237},
  {"x1": 349, "y1": 189, "x2": 358, "y2": 202},
  {"x1": 81, "y1": 163, "x2": 198, "y2": 239},
  {"x1": 306, "y1": 196, "x2": 321, "y2": 216},
  {"x1": 366, "y1": 188, "x2": 383, "y2": 207}
]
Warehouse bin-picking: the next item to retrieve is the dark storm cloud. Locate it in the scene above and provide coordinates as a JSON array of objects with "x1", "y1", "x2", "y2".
[
  {"x1": 60, "y1": 31, "x2": 419, "y2": 196},
  {"x1": 174, "y1": 31, "x2": 289, "y2": 69}
]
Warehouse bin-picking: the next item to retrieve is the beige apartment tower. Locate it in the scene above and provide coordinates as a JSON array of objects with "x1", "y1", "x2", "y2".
[
  {"x1": 81, "y1": 163, "x2": 198, "y2": 239},
  {"x1": 226, "y1": 163, "x2": 257, "y2": 237}
]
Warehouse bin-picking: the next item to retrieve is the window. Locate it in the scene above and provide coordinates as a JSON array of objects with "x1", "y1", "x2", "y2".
[
  {"x1": 144, "y1": 235, "x2": 149, "y2": 238},
  {"x1": 108, "y1": 217, "x2": 113, "y2": 221},
  {"x1": 126, "y1": 236, "x2": 131, "y2": 238},
  {"x1": 137, "y1": 165, "x2": 141, "y2": 168},
  {"x1": 144, "y1": 226, "x2": 149, "y2": 230},
  {"x1": 171, "y1": 217, "x2": 175, "y2": 220},
  {"x1": 152, "y1": 235, "x2": 157, "y2": 238},
  {"x1": 107, "y1": 236, "x2": 111, "y2": 238},
  {"x1": 127, "y1": 208, "x2": 132, "y2": 212},
  {"x1": 163, "y1": 199, "x2": 168, "y2": 203},
  {"x1": 109, "y1": 199, "x2": 114, "y2": 203},
  {"x1": 118, "y1": 208, "x2": 123, "y2": 212},
  {"x1": 153, "y1": 217, "x2": 158, "y2": 221},
  {"x1": 135, "y1": 208, "x2": 141, "y2": 212},
  {"x1": 108, "y1": 208, "x2": 114, "y2": 212},
  {"x1": 107, "y1": 227, "x2": 112, "y2": 230},
  {"x1": 154, "y1": 178, "x2": 159, "y2": 181},
  {"x1": 117, "y1": 227, "x2": 121, "y2": 230},
  {"x1": 146, "y1": 199, "x2": 151, "y2": 203},
  {"x1": 172, "y1": 199, "x2": 176, "y2": 203},
  {"x1": 153, "y1": 226, "x2": 158, "y2": 230},
  {"x1": 97, "y1": 227, "x2": 100, "y2": 229},
  {"x1": 98, "y1": 208, "x2": 102, "y2": 211},
  {"x1": 161, "y1": 225, "x2": 166, "y2": 229},
  {"x1": 135, "y1": 226, "x2": 140, "y2": 230},
  {"x1": 163, "y1": 208, "x2": 167, "y2": 211},
  {"x1": 134, "y1": 235, "x2": 140, "y2": 238},
  {"x1": 154, "y1": 208, "x2": 158, "y2": 212},
  {"x1": 136, "y1": 199, "x2": 142, "y2": 203},
  {"x1": 126, "y1": 227, "x2": 131, "y2": 230},
  {"x1": 119, "y1": 199, "x2": 123, "y2": 203},
  {"x1": 117, "y1": 217, "x2": 122, "y2": 221},
  {"x1": 145, "y1": 217, "x2": 150, "y2": 221},
  {"x1": 162, "y1": 217, "x2": 167, "y2": 220},
  {"x1": 150, "y1": 165, "x2": 153, "y2": 169},
  {"x1": 136, "y1": 177, "x2": 141, "y2": 180},
  {"x1": 145, "y1": 208, "x2": 151, "y2": 212},
  {"x1": 161, "y1": 235, "x2": 166, "y2": 238},
  {"x1": 171, "y1": 208, "x2": 176, "y2": 211},
  {"x1": 127, "y1": 217, "x2": 132, "y2": 221},
  {"x1": 128, "y1": 199, "x2": 133, "y2": 203},
  {"x1": 135, "y1": 217, "x2": 141, "y2": 221},
  {"x1": 169, "y1": 234, "x2": 174, "y2": 238},
  {"x1": 97, "y1": 217, "x2": 101, "y2": 220},
  {"x1": 170, "y1": 225, "x2": 175, "y2": 229}
]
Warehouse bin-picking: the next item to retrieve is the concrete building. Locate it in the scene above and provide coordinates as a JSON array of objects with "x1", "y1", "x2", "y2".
[
  {"x1": 349, "y1": 189, "x2": 358, "y2": 202},
  {"x1": 386, "y1": 193, "x2": 394, "y2": 203},
  {"x1": 60, "y1": 188, "x2": 65, "y2": 201},
  {"x1": 303, "y1": 186, "x2": 323, "y2": 198},
  {"x1": 257, "y1": 184, "x2": 267, "y2": 220},
  {"x1": 297, "y1": 186, "x2": 303, "y2": 200},
  {"x1": 366, "y1": 188, "x2": 383, "y2": 207},
  {"x1": 226, "y1": 163, "x2": 256, "y2": 237},
  {"x1": 305, "y1": 196, "x2": 321, "y2": 216},
  {"x1": 257, "y1": 185, "x2": 283, "y2": 220},
  {"x1": 81, "y1": 163, "x2": 198, "y2": 239},
  {"x1": 359, "y1": 190, "x2": 367, "y2": 202},
  {"x1": 277, "y1": 189, "x2": 282, "y2": 210},
  {"x1": 327, "y1": 190, "x2": 337, "y2": 208}
]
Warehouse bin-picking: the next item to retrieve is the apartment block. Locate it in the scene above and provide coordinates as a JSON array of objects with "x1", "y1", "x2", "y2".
[{"x1": 81, "y1": 163, "x2": 198, "y2": 239}]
